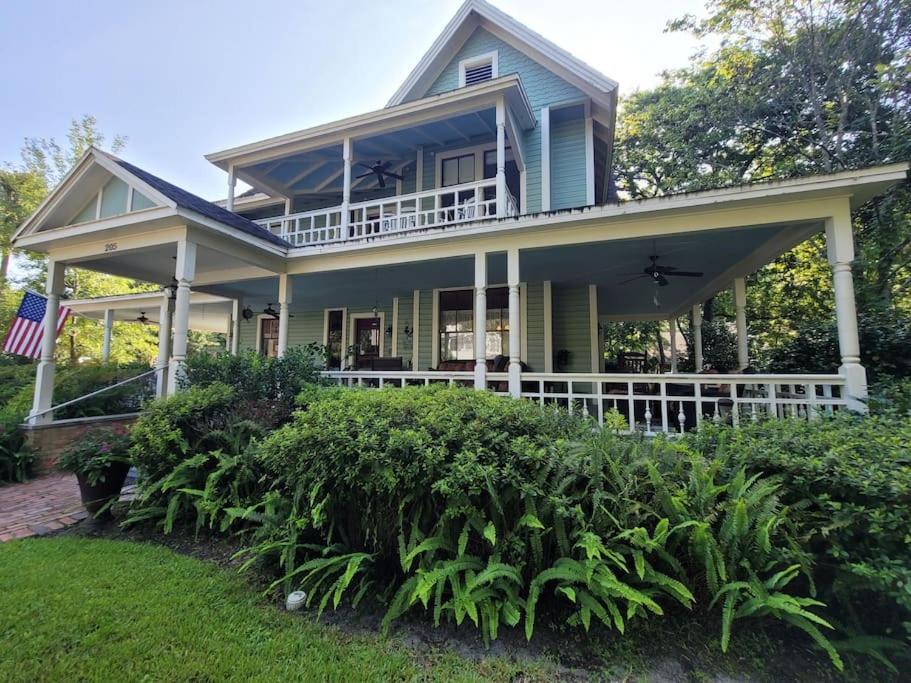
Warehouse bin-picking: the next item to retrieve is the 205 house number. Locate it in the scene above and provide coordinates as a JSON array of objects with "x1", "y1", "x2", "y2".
[{"x1": 104, "y1": 242, "x2": 118, "y2": 252}]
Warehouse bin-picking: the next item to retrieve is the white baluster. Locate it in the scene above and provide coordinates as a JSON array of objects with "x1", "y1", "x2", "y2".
[
  {"x1": 644, "y1": 401, "x2": 652, "y2": 433},
  {"x1": 678, "y1": 401, "x2": 686, "y2": 434}
]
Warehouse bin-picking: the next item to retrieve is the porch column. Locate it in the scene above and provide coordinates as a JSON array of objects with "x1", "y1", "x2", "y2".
[
  {"x1": 226, "y1": 165, "x2": 236, "y2": 211},
  {"x1": 669, "y1": 317, "x2": 678, "y2": 373},
  {"x1": 474, "y1": 252, "x2": 487, "y2": 390},
  {"x1": 277, "y1": 274, "x2": 292, "y2": 357},
  {"x1": 155, "y1": 289, "x2": 174, "y2": 398},
  {"x1": 101, "y1": 308, "x2": 114, "y2": 362},
  {"x1": 507, "y1": 249, "x2": 521, "y2": 397},
  {"x1": 341, "y1": 138, "x2": 351, "y2": 234},
  {"x1": 692, "y1": 304, "x2": 704, "y2": 371},
  {"x1": 495, "y1": 98, "x2": 507, "y2": 217},
  {"x1": 734, "y1": 277, "x2": 749, "y2": 369},
  {"x1": 825, "y1": 204, "x2": 867, "y2": 407},
  {"x1": 167, "y1": 240, "x2": 196, "y2": 395},
  {"x1": 230, "y1": 298, "x2": 241, "y2": 354},
  {"x1": 28, "y1": 259, "x2": 66, "y2": 425}
]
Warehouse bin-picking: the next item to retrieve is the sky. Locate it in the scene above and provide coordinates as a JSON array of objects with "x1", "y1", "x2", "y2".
[{"x1": 0, "y1": 0, "x2": 707, "y2": 202}]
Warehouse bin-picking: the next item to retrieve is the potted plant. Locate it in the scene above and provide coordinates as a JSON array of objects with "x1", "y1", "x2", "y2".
[{"x1": 57, "y1": 428, "x2": 132, "y2": 519}]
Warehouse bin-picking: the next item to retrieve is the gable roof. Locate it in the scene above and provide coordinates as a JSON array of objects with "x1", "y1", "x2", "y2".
[
  {"x1": 106, "y1": 154, "x2": 288, "y2": 247},
  {"x1": 388, "y1": 0, "x2": 618, "y2": 109},
  {"x1": 14, "y1": 147, "x2": 288, "y2": 248}
]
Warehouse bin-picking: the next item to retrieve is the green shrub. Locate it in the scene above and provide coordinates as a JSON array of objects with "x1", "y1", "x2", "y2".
[
  {"x1": 686, "y1": 415, "x2": 911, "y2": 643},
  {"x1": 180, "y1": 348, "x2": 322, "y2": 426},
  {"x1": 129, "y1": 383, "x2": 238, "y2": 483},
  {"x1": 57, "y1": 428, "x2": 131, "y2": 486}
]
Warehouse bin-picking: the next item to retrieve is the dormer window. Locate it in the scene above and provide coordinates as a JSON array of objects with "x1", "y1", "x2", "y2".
[{"x1": 459, "y1": 51, "x2": 498, "y2": 87}]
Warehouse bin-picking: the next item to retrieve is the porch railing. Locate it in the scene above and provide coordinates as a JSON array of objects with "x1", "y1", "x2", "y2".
[
  {"x1": 255, "y1": 179, "x2": 517, "y2": 248},
  {"x1": 322, "y1": 370, "x2": 849, "y2": 434}
]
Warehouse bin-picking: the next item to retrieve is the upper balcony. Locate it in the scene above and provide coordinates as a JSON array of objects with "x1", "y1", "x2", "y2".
[{"x1": 206, "y1": 76, "x2": 536, "y2": 250}]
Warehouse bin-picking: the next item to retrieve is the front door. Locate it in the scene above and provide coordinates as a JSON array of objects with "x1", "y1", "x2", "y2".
[{"x1": 354, "y1": 317, "x2": 381, "y2": 368}]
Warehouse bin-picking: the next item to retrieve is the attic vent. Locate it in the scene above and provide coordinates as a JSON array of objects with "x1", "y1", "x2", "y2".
[
  {"x1": 459, "y1": 51, "x2": 498, "y2": 88},
  {"x1": 464, "y1": 61, "x2": 493, "y2": 85}
]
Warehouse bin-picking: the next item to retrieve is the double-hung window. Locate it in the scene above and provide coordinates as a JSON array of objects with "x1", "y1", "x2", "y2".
[{"x1": 439, "y1": 287, "x2": 510, "y2": 361}]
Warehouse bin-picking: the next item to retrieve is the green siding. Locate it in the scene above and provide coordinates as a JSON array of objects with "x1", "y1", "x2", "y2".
[
  {"x1": 71, "y1": 198, "x2": 97, "y2": 224},
  {"x1": 418, "y1": 289, "x2": 434, "y2": 371},
  {"x1": 99, "y1": 177, "x2": 129, "y2": 218},
  {"x1": 550, "y1": 113, "x2": 587, "y2": 210},
  {"x1": 396, "y1": 295, "x2": 414, "y2": 368},
  {"x1": 131, "y1": 190, "x2": 156, "y2": 211},
  {"x1": 552, "y1": 284, "x2": 591, "y2": 373},
  {"x1": 229, "y1": 282, "x2": 593, "y2": 376},
  {"x1": 525, "y1": 282, "x2": 545, "y2": 371},
  {"x1": 421, "y1": 28, "x2": 586, "y2": 214}
]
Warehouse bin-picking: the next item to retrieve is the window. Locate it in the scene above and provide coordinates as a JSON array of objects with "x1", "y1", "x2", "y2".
[
  {"x1": 459, "y1": 51, "x2": 498, "y2": 88},
  {"x1": 439, "y1": 287, "x2": 510, "y2": 361},
  {"x1": 325, "y1": 309, "x2": 344, "y2": 369},
  {"x1": 260, "y1": 318, "x2": 279, "y2": 358},
  {"x1": 441, "y1": 153, "x2": 475, "y2": 187}
]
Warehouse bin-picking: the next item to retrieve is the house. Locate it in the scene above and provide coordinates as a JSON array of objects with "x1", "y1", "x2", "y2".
[{"x1": 12, "y1": 0, "x2": 908, "y2": 433}]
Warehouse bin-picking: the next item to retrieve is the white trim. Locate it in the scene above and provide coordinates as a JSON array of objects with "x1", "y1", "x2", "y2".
[
  {"x1": 391, "y1": 297, "x2": 399, "y2": 356},
  {"x1": 386, "y1": 0, "x2": 617, "y2": 107},
  {"x1": 543, "y1": 280, "x2": 553, "y2": 372},
  {"x1": 458, "y1": 50, "x2": 499, "y2": 87},
  {"x1": 412, "y1": 290, "x2": 420, "y2": 370},
  {"x1": 584, "y1": 101, "x2": 595, "y2": 206},
  {"x1": 540, "y1": 106, "x2": 550, "y2": 212},
  {"x1": 348, "y1": 311, "x2": 386, "y2": 364},
  {"x1": 431, "y1": 289, "x2": 441, "y2": 368},
  {"x1": 207, "y1": 75, "x2": 535, "y2": 168},
  {"x1": 589, "y1": 284, "x2": 599, "y2": 373},
  {"x1": 519, "y1": 282, "x2": 527, "y2": 362}
]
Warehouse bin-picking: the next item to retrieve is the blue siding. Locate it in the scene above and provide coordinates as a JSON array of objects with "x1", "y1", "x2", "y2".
[
  {"x1": 418, "y1": 289, "x2": 434, "y2": 370},
  {"x1": 550, "y1": 112, "x2": 587, "y2": 209},
  {"x1": 422, "y1": 28, "x2": 586, "y2": 214},
  {"x1": 525, "y1": 281, "x2": 545, "y2": 371}
]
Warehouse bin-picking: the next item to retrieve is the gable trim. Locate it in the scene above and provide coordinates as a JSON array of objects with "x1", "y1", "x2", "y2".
[
  {"x1": 14, "y1": 147, "x2": 176, "y2": 241},
  {"x1": 387, "y1": 0, "x2": 617, "y2": 107}
]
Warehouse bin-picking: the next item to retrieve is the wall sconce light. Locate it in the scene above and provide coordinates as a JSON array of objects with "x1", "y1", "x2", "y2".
[
  {"x1": 241, "y1": 306, "x2": 255, "y2": 321},
  {"x1": 403, "y1": 324, "x2": 413, "y2": 339}
]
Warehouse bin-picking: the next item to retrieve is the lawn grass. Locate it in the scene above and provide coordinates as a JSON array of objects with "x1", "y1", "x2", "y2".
[{"x1": 0, "y1": 537, "x2": 555, "y2": 682}]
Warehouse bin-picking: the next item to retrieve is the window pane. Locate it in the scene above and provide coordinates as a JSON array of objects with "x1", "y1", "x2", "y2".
[
  {"x1": 442, "y1": 157, "x2": 458, "y2": 187},
  {"x1": 442, "y1": 309, "x2": 458, "y2": 332},
  {"x1": 457, "y1": 309, "x2": 473, "y2": 332},
  {"x1": 483, "y1": 150, "x2": 496, "y2": 179},
  {"x1": 459, "y1": 155, "x2": 475, "y2": 184}
]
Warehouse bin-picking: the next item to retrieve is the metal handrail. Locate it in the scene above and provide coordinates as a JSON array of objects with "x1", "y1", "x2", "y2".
[{"x1": 29, "y1": 368, "x2": 157, "y2": 420}]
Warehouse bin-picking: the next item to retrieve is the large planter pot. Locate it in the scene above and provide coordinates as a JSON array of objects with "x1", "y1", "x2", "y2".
[{"x1": 76, "y1": 462, "x2": 131, "y2": 518}]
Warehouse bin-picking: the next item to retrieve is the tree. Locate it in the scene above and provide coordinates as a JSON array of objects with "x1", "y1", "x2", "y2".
[
  {"x1": 614, "y1": 0, "x2": 911, "y2": 374},
  {"x1": 0, "y1": 170, "x2": 45, "y2": 281}
]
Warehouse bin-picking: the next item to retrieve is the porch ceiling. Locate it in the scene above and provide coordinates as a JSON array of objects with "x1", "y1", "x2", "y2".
[
  {"x1": 68, "y1": 292, "x2": 232, "y2": 333},
  {"x1": 521, "y1": 221, "x2": 820, "y2": 319},
  {"x1": 72, "y1": 241, "x2": 274, "y2": 288},
  {"x1": 242, "y1": 108, "x2": 498, "y2": 198},
  {"x1": 207, "y1": 220, "x2": 822, "y2": 320}
]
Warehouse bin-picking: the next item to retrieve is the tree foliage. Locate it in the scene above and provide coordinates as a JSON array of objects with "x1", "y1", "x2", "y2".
[{"x1": 614, "y1": 0, "x2": 911, "y2": 374}]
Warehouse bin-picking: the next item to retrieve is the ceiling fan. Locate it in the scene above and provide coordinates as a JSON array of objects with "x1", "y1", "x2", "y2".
[
  {"x1": 262, "y1": 303, "x2": 293, "y2": 319},
  {"x1": 354, "y1": 160, "x2": 403, "y2": 188},
  {"x1": 619, "y1": 255, "x2": 704, "y2": 288},
  {"x1": 136, "y1": 311, "x2": 150, "y2": 324}
]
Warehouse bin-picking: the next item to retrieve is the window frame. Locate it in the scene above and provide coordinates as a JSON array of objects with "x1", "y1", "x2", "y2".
[{"x1": 458, "y1": 50, "x2": 499, "y2": 88}]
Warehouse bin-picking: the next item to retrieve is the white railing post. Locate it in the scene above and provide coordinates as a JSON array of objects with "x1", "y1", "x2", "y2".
[
  {"x1": 167, "y1": 240, "x2": 196, "y2": 396},
  {"x1": 734, "y1": 277, "x2": 749, "y2": 370},
  {"x1": 341, "y1": 137, "x2": 352, "y2": 237},
  {"x1": 28, "y1": 258, "x2": 66, "y2": 425},
  {"x1": 496, "y1": 98, "x2": 507, "y2": 217},
  {"x1": 507, "y1": 248, "x2": 521, "y2": 397},
  {"x1": 474, "y1": 252, "x2": 487, "y2": 390},
  {"x1": 826, "y1": 204, "x2": 867, "y2": 411}
]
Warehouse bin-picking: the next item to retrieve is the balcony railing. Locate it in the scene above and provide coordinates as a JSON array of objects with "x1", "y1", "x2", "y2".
[
  {"x1": 255, "y1": 179, "x2": 518, "y2": 248},
  {"x1": 321, "y1": 370, "x2": 850, "y2": 435}
]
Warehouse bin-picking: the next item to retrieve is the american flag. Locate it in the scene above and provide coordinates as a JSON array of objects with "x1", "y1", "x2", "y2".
[{"x1": 2, "y1": 291, "x2": 71, "y2": 359}]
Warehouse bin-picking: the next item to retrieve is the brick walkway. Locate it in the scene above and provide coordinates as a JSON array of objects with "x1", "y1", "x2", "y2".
[{"x1": 0, "y1": 473, "x2": 87, "y2": 541}]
